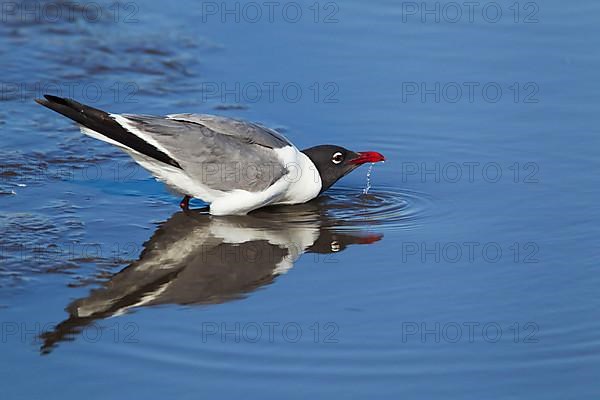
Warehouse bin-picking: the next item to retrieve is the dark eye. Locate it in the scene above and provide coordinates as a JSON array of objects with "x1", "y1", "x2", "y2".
[{"x1": 331, "y1": 152, "x2": 344, "y2": 164}]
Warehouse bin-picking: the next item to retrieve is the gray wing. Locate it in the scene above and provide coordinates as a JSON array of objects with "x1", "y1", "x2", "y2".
[
  {"x1": 121, "y1": 114, "x2": 292, "y2": 192},
  {"x1": 167, "y1": 113, "x2": 292, "y2": 149}
]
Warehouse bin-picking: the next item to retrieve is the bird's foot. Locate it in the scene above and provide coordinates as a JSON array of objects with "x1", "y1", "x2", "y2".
[{"x1": 179, "y1": 195, "x2": 191, "y2": 210}]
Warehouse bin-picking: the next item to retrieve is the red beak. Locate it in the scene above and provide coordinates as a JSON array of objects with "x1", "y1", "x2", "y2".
[
  {"x1": 348, "y1": 151, "x2": 385, "y2": 165},
  {"x1": 356, "y1": 233, "x2": 384, "y2": 244}
]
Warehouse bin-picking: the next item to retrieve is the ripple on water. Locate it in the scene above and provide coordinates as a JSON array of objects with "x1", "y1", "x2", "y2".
[
  {"x1": 241, "y1": 185, "x2": 434, "y2": 232},
  {"x1": 322, "y1": 186, "x2": 433, "y2": 232}
]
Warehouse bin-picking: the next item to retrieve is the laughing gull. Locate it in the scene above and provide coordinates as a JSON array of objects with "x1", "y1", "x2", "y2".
[{"x1": 35, "y1": 95, "x2": 385, "y2": 215}]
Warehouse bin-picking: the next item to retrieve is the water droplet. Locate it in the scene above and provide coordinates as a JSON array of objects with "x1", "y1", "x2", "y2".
[{"x1": 363, "y1": 163, "x2": 374, "y2": 194}]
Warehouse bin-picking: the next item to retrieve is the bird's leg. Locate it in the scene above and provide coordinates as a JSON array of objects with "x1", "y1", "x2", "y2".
[{"x1": 179, "y1": 195, "x2": 191, "y2": 210}]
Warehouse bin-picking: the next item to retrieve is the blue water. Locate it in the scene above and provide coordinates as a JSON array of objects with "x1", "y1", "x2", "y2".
[{"x1": 1, "y1": 0, "x2": 599, "y2": 398}]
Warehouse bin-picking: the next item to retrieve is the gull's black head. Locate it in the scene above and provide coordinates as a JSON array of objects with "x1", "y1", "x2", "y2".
[{"x1": 301, "y1": 145, "x2": 385, "y2": 193}]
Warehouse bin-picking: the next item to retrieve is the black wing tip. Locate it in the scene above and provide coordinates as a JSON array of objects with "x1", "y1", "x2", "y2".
[
  {"x1": 37, "y1": 94, "x2": 76, "y2": 105},
  {"x1": 44, "y1": 94, "x2": 63, "y2": 101},
  {"x1": 35, "y1": 94, "x2": 71, "y2": 108},
  {"x1": 35, "y1": 95, "x2": 184, "y2": 170}
]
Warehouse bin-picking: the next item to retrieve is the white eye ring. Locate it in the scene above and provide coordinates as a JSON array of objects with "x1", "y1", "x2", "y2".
[
  {"x1": 330, "y1": 240, "x2": 341, "y2": 252},
  {"x1": 332, "y1": 152, "x2": 343, "y2": 164}
]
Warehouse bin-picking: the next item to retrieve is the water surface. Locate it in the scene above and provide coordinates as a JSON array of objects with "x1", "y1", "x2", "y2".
[{"x1": 1, "y1": 0, "x2": 599, "y2": 398}]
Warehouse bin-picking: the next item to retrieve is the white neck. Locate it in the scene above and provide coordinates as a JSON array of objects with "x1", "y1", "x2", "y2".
[{"x1": 274, "y1": 148, "x2": 322, "y2": 205}]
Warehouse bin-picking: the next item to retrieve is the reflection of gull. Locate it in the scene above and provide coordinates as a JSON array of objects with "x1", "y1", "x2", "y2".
[{"x1": 40, "y1": 202, "x2": 382, "y2": 354}]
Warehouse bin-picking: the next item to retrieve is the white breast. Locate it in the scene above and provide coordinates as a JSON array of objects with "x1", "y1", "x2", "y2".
[
  {"x1": 274, "y1": 146, "x2": 322, "y2": 205},
  {"x1": 211, "y1": 146, "x2": 321, "y2": 214}
]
